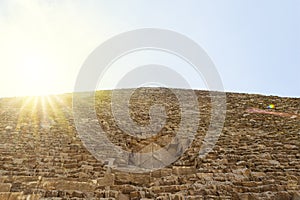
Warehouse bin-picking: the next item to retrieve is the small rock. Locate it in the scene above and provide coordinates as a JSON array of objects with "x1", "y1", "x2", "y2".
[
  {"x1": 5, "y1": 126, "x2": 13, "y2": 131},
  {"x1": 269, "y1": 160, "x2": 280, "y2": 166},
  {"x1": 72, "y1": 190, "x2": 85, "y2": 198}
]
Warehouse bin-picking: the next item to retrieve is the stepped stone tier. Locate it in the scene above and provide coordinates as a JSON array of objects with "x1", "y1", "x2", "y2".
[{"x1": 0, "y1": 88, "x2": 299, "y2": 200}]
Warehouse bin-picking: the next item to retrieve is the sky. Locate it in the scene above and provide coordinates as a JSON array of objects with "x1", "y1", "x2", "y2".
[{"x1": 0, "y1": 0, "x2": 299, "y2": 97}]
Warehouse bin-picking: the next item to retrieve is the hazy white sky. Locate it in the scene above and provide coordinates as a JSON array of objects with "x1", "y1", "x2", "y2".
[{"x1": 0, "y1": 0, "x2": 299, "y2": 97}]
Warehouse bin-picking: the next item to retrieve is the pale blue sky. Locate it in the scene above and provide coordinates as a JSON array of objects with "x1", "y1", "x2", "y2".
[{"x1": 0, "y1": 0, "x2": 299, "y2": 97}]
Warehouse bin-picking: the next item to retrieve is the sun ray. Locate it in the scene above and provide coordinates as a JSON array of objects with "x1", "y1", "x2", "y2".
[
  {"x1": 40, "y1": 96, "x2": 51, "y2": 130},
  {"x1": 45, "y1": 95, "x2": 73, "y2": 136},
  {"x1": 16, "y1": 96, "x2": 35, "y2": 131}
]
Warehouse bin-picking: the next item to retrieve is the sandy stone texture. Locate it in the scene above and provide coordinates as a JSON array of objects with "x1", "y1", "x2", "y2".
[{"x1": 0, "y1": 88, "x2": 299, "y2": 199}]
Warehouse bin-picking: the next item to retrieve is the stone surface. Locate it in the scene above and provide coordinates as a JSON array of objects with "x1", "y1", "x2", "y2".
[
  {"x1": 0, "y1": 88, "x2": 299, "y2": 199},
  {"x1": 0, "y1": 183, "x2": 11, "y2": 192}
]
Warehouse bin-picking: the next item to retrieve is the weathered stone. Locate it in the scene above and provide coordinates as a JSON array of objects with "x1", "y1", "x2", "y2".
[
  {"x1": 274, "y1": 192, "x2": 291, "y2": 200},
  {"x1": 238, "y1": 193, "x2": 257, "y2": 200},
  {"x1": 130, "y1": 191, "x2": 140, "y2": 200},
  {"x1": 251, "y1": 172, "x2": 266, "y2": 179},
  {"x1": 292, "y1": 191, "x2": 300, "y2": 200},
  {"x1": 25, "y1": 194, "x2": 43, "y2": 200},
  {"x1": 196, "y1": 173, "x2": 213, "y2": 181},
  {"x1": 0, "y1": 183, "x2": 11, "y2": 192},
  {"x1": 72, "y1": 190, "x2": 85, "y2": 198},
  {"x1": 98, "y1": 173, "x2": 115, "y2": 186},
  {"x1": 269, "y1": 160, "x2": 280, "y2": 166},
  {"x1": 41, "y1": 180, "x2": 95, "y2": 192},
  {"x1": 171, "y1": 193, "x2": 185, "y2": 200},
  {"x1": 172, "y1": 166, "x2": 196, "y2": 175},
  {"x1": 0, "y1": 88, "x2": 299, "y2": 199},
  {"x1": 5, "y1": 126, "x2": 13, "y2": 131}
]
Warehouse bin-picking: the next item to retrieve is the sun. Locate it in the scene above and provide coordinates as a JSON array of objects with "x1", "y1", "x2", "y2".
[{"x1": 18, "y1": 52, "x2": 54, "y2": 96}]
